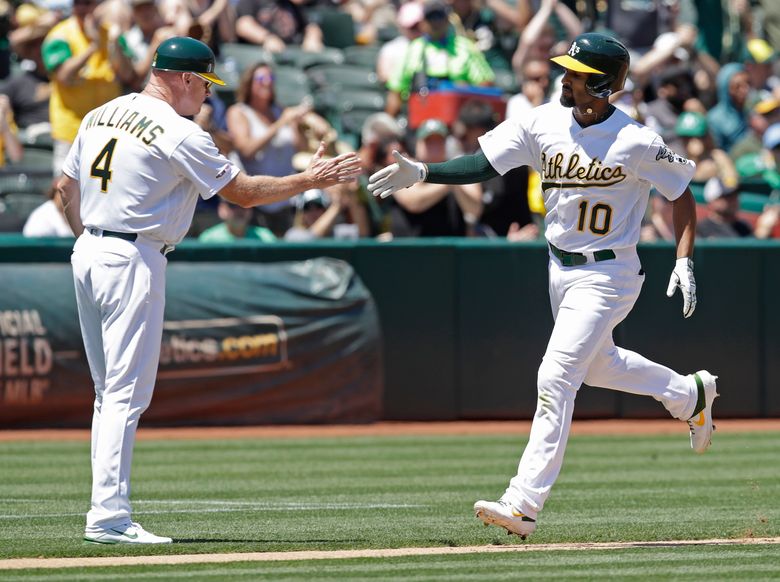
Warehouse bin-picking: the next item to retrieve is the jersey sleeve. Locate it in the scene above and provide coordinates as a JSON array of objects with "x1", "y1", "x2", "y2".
[
  {"x1": 62, "y1": 130, "x2": 81, "y2": 180},
  {"x1": 170, "y1": 130, "x2": 241, "y2": 200},
  {"x1": 477, "y1": 113, "x2": 538, "y2": 176},
  {"x1": 636, "y1": 136, "x2": 696, "y2": 201}
]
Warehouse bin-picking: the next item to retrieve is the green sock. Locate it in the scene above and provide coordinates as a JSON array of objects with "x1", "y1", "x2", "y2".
[{"x1": 689, "y1": 373, "x2": 705, "y2": 418}]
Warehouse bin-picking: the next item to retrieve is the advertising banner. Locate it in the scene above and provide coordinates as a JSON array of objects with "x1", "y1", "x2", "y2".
[{"x1": 0, "y1": 258, "x2": 383, "y2": 427}]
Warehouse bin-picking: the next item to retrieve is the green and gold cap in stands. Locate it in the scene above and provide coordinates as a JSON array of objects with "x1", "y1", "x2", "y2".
[
  {"x1": 152, "y1": 36, "x2": 225, "y2": 86},
  {"x1": 416, "y1": 118, "x2": 448, "y2": 140},
  {"x1": 675, "y1": 111, "x2": 708, "y2": 137}
]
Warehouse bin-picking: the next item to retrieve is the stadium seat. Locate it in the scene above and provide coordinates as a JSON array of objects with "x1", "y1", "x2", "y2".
[
  {"x1": 307, "y1": 64, "x2": 381, "y2": 91},
  {"x1": 220, "y1": 43, "x2": 273, "y2": 75},
  {"x1": 0, "y1": 191, "x2": 45, "y2": 232},
  {"x1": 313, "y1": 8, "x2": 356, "y2": 49},
  {"x1": 343, "y1": 45, "x2": 381, "y2": 69}
]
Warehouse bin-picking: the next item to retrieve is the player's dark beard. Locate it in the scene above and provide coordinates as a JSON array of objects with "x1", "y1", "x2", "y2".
[{"x1": 560, "y1": 93, "x2": 574, "y2": 108}]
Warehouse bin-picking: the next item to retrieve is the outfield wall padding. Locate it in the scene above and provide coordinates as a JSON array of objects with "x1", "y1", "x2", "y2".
[{"x1": 0, "y1": 236, "x2": 777, "y2": 425}]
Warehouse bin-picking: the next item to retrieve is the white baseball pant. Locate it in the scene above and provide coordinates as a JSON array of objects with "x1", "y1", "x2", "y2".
[
  {"x1": 503, "y1": 249, "x2": 698, "y2": 519},
  {"x1": 71, "y1": 230, "x2": 167, "y2": 531}
]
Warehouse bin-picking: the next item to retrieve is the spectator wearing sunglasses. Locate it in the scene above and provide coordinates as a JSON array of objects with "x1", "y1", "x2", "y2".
[
  {"x1": 41, "y1": 0, "x2": 137, "y2": 174},
  {"x1": 226, "y1": 61, "x2": 334, "y2": 236}
]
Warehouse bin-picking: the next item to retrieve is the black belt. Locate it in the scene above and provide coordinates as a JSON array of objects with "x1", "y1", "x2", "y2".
[
  {"x1": 87, "y1": 227, "x2": 171, "y2": 255},
  {"x1": 99, "y1": 229, "x2": 137, "y2": 242},
  {"x1": 549, "y1": 243, "x2": 616, "y2": 266}
]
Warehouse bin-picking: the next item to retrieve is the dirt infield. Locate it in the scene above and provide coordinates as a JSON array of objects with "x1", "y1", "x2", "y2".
[
  {"x1": 0, "y1": 419, "x2": 778, "y2": 442},
  {"x1": 2, "y1": 537, "x2": 780, "y2": 571}
]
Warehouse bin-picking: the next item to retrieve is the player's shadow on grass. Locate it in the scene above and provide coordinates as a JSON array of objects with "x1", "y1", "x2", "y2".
[{"x1": 175, "y1": 538, "x2": 363, "y2": 544}]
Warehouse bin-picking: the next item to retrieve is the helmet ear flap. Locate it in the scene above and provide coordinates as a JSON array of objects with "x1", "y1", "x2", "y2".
[{"x1": 586, "y1": 73, "x2": 613, "y2": 98}]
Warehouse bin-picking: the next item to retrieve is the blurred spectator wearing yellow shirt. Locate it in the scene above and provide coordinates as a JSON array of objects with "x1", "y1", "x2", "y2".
[
  {"x1": 0, "y1": 94, "x2": 24, "y2": 167},
  {"x1": 41, "y1": 0, "x2": 136, "y2": 174}
]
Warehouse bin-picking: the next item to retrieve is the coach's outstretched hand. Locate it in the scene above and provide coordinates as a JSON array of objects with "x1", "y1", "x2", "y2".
[
  {"x1": 368, "y1": 150, "x2": 427, "y2": 199},
  {"x1": 666, "y1": 257, "x2": 697, "y2": 318},
  {"x1": 306, "y1": 141, "x2": 363, "y2": 187}
]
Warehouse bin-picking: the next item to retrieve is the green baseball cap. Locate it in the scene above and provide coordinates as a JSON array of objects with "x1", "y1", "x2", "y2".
[
  {"x1": 416, "y1": 119, "x2": 448, "y2": 140},
  {"x1": 152, "y1": 36, "x2": 225, "y2": 86},
  {"x1": 675, "y1": 111, "x2": 708, "y2": 138}
]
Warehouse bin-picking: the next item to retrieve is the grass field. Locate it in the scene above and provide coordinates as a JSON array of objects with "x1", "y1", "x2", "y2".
[{"x1": 1, "y1": 429, "x2": 779, "y2": 580}]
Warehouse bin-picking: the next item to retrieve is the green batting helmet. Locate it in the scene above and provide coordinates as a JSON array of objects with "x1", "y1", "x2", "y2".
[
  {"x1": 152, "y1": 36, "x2": 225, "y2": 86},
  {"x1": 551, "y1": 33, "x2": 629, "y2": 98}
]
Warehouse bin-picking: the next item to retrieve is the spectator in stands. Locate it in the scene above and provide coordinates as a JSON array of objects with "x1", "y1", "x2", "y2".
[
  {"x1": 743, "y1": 38, "x2": 778, "y2": 101},
  {"x1": 0, "y1": 94, "x2": 24, "y2": 166},
  {"x1": 734, "y1": 122, "x2": 780, "y2": 193},
  {"x1": 677, "y1": 0, "x2": 751, "y2": 65},
  {"x1": 355, "y1": 112, "x2": 407, "y2": 236},
  {"x1": 454, "y1": 98, "x2": 532, "y2": 237},
  {"x1": 358, "y1": 112, "x2": 405, "y2": 176},
  {"x1": 157, "y1": 0, "x2": 236, "y2": 54},
  {"x1": 284, "y1": 182, "x2": 371, "y2": 241},
  {"x1": 389, "y1": 118, "x2": 482, "y2": 236},
  {"x1": 697, "y1": 177, "x2": 753, "y2": 238},
  {"x1": 3, "y1": 7, "x2": 54, "y2": 139},
  {"x1": 511, "y1": 0, "x2": 580, "y2": 76},
  {"x1": 235, "y1": 0, "x2": 323, "y2": 54},
  {"x1": 707, "y1": 63, "x2": 751, "y2": 154},
  {"x1": 197, "y1": 199, "x2": 276, "y2": 242},
  {"x1": 597, "y1": 0, "x2": 679, "y2": 58},
  {"x1": 731, "y1": 96, "x2": 780, "y2": 164},
  {"x1": 376, "y1": 1, "x2": 424, "y2": 84},
  {"x1": 42, "y1": 0, "x2": 137, "y2": 174},
  {"x1": 123, "y1": 0, "x2": 177, "y2": 85},
  {"x1": 675, "y1": 111, "x2": 738, "y2": 184},
  {"x1": 385, "y1": 0, "x2": 495, "y2": 116},
  {"x1": 22, "y1": 178, "x2": 73, "y2": 237},
  {"x1": 640, "y1": 191, "x2": 675, "y2": 242},
  {"x1": 226, "y1": 61, "x2": 331, "y2": 236},
  {"x1": 632, "y1": 27, "x2": 719, "y2": 108},
  {"x1": 644, "y1": 65, "x2": 701, "y2": 153},
  {"x1": 339, "y1": 0, "x2": 397, "y2": 46},
  {"x1": 448, "y1": 0, "x2": 518, "y2": 72},
  {"x1": 506, "y1": 58, "x2": 551, "y2": 119}
]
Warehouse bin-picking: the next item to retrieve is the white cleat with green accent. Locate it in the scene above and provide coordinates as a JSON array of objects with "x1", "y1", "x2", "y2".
[
  {"x1": 474, "y1": 499, "x2": 536, "y2": 539},
  {"x1": 84, "y1": 521, "x2": 172, "y2": 544},
  {"x1": 688, "y1": 370, "x2": 719, "y2": 454}
]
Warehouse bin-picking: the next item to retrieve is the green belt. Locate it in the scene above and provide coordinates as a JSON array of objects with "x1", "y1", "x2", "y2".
[{"x1": 548, "y1": 243, "x2": 616, "y2": 267}]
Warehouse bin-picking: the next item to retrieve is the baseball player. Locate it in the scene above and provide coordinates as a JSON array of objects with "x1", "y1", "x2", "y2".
[
  {"x1": 368, "y1": 33, "x2": 718, "y2": 539},
  {"x1": 58, "y1": 37, "x2": 361, "y2": 544}
]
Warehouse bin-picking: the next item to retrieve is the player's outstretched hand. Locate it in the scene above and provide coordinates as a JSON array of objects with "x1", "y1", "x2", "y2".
[
  {"x1": 666, "y1": 257, "x2": 696, "y2": 318},
  {"x1": 306, "y1": 141, "x2": 362, "y2": 188},
  {"x1": 367, "y1": 151, "x2": 427, "y2": 199}
]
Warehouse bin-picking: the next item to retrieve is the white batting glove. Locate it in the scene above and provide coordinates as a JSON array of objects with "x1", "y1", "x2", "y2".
[
  {"x1": 666, "y1": 257, "x2": 697, "y2": 318},
  {"x1": 367, "y1": 150, "x2": 427, "y2": 199}
]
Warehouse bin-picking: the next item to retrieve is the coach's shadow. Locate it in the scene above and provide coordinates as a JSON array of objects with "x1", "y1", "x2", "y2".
[{"x1": 175, "y1": 538, "x2": 363, "y2": 544}]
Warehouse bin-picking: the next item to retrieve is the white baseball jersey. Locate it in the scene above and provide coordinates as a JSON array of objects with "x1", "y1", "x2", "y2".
[
  {"x1": 62, "y1": 92, "x2": 240, "y2": 245},
  {"x1": 479, "y1": 101, "x2": 696, "y2": 252}
]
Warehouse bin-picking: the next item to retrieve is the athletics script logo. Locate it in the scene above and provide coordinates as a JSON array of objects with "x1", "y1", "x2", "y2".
[
  {"x1": 568, "y1": 42, "x2": 581, "y2": 56},
  {"x1": 656, "y1": 145, "x2": 689, "y2": 164}
]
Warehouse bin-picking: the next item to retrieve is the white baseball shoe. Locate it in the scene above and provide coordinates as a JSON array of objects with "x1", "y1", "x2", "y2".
[
  {"x1": 474, "y1": 499, "x2": 536, "y2": 539},
  {"x1": 688, "y1": 370, "x2": 719, "y2": 454},
  {"x1": 84, "y1": 522, "x2": 172, "y2": 544}
]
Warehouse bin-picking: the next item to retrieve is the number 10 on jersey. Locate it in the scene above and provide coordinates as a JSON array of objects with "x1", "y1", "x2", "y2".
[{"x1": 577, "y1": 200, "x2": 613, "y2": 235}]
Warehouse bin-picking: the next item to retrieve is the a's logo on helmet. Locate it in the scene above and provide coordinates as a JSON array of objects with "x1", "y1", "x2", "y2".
[{"x1": 568, "y1": 42, "x2": 580, "y2": 57}]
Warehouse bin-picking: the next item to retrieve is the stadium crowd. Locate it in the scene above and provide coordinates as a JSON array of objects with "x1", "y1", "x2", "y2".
[{"x1": 1, "y1": 0, "x2": 779, "y2": 241}]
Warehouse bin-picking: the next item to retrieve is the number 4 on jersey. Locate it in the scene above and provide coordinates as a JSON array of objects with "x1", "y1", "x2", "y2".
[{"x1": 90, "y1": 138, "x2": 118, "y2": 193}]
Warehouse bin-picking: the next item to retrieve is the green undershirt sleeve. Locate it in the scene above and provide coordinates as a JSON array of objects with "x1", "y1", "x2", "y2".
[{"x1": 425, "y1": 150, "x2": 499, "y2": 184}]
